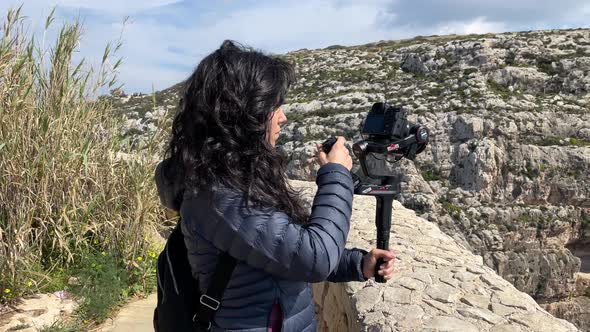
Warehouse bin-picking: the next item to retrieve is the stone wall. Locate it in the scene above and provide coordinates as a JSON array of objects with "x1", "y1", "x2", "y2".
[{"x1": 289, "y1": 180, "x2": 579, "y2": 332}]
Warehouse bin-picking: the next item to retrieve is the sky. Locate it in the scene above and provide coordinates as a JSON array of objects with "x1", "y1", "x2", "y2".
[{"x1": 1, "y1": 0, "x2": 588, "y2": 94}]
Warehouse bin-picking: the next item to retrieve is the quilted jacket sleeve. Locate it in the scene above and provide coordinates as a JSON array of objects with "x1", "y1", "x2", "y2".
[
  {"x1": 181, "y1": 162, "x2": 364, "y2": 283},
  {"x1": 326, "y1": 248, "x2": 369, "y2": 282}
]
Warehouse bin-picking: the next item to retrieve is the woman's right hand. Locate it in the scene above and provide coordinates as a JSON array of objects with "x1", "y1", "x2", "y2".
[{"x1": 315, "y1": 136, "x2": 353, "y2": 171}]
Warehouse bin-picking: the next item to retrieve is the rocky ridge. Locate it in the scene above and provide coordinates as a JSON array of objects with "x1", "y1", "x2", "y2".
[{"x1": 111, "y1": 28, "x2": 590, "y2": 330}]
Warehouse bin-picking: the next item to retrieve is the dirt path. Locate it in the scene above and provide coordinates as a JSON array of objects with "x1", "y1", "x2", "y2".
[{"x1": 98, "y1": 294, "x2": 156, "y2": 332}]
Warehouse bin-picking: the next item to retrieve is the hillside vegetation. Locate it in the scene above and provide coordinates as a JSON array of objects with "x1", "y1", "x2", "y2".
[{"x1": 0, "y1": 8, "x2": 166, "y2": 329}]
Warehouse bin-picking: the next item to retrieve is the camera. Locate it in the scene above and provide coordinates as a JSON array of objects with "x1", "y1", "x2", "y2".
[
  {"x1": 360, "y1": 102, "x2": 429, "y2": 158},
  {"x1": 322, "y1": 103, "x2": 430, "y2": 182},
  {"x1": 350, "y1": 102, "x2": 429, "y2": 180},
  {"x1": 322, "y1": 101, "x2": 429, "y2": 181}
]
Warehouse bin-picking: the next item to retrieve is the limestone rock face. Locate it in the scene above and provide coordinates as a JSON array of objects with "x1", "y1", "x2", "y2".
[
  {"x1": 488, "y1": 67, "x2": 550, "y2": 94},
  {"x1": 288, "y1": 179, "x2": 578, "y2": 332},
  {"x1": 0, "y1": 293, "x2": 77, "y2": 332},
  {"x1": 540, "y1": 297, "x2": 590, "y2": 332}
]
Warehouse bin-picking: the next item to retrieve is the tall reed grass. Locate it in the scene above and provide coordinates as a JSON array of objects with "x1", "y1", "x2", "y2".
[{"x1": 0, "y1": 7, "x2": 166, "y2": 302}]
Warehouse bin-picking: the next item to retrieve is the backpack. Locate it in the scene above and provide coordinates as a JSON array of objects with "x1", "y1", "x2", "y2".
[{"x1": 153, "y1": 220, "x2": 237, "y2": 331}]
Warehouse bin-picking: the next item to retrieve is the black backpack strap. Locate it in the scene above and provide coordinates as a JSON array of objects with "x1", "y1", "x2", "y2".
[{"x1": 192, "y1": 251, "x2": 237, "y2": 331}]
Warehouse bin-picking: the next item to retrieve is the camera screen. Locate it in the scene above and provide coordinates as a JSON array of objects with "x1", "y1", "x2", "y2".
[{"x1": 362, "y1": 113, "x2": 385, "y2": 135}]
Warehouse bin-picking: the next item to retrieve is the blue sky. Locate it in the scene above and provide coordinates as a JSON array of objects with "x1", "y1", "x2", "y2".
[{"x1": 1, "y1": 0, "x2": 588, "y2": 94}]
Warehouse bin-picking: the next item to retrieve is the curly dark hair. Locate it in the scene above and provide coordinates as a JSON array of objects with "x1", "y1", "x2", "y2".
[{"x1": 162, "y1": 40, "x2": 311, "y2": 225}]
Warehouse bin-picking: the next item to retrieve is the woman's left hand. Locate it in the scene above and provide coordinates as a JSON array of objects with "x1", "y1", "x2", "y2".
[{"x1": 362, "y1": 249, "x2": 396, "y2": 280}]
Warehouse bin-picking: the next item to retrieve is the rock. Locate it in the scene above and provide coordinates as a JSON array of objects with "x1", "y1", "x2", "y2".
[
  {"x1": 509, "y1": 311, "x2": 579, "y2": 332},
  {"x1": 493, "y1": 290, "x2": 536, "y2": 310},
  {"x1": 425, "y1": 283, "x2": 461, "y2": 304},
  {"x1": 382, "y1": 287, "x2": 412, "y2": 305},
  {"x1": 449, "y1": 138, "x2": 506, "y2": 193},
  {"x1": 490, "y1": 323, "x2": 525, "y2": 332},
  {"x1": 0, "y1": 294, "x2": 77, "y2": 332},
  {"x1": 401, "y1": 54, "x2": 429, "y2": 75},
  {"x1": 67, "y1": 277, "x2": 80, "y2": 286},
  {"x1": 488, "y1": 67, "x2": 550, "y2": 93},
  {"x1": 577, "y1": 128, "x2": 590, "y2": 141},
  {"x1": 423, "y1": 316, "x2": 479, "y2": 332},
  {"x1": 453, "y1": 116, "x2": 484, "y2": 141},
  {"x1": 460, "y1": 294, "x2": 490, "y2": 308},
  {"x1": 541, "y1": 297, "x2": 590, "y2": 332},
  {"x1": 457, "y1": 307, "x2": 505, "y2": 324},
  {"x1": 351, "y1": 286, "x2": 381, "y2": 313}
]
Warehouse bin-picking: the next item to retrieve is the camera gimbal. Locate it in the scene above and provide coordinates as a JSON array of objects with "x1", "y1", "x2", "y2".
[{"x1": 321, "y1": 102, "x2": 429, "y2": 283}]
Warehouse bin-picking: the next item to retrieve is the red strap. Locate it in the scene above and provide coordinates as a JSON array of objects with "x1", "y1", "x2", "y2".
[{"x1": 267, "y1": 302, "x2": 283, "y2": 332}]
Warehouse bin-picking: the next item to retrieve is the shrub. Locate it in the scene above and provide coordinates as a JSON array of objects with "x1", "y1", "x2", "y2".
[
  {"x1": 325, "y1": 44, "x2": 346, "y2": 50},
  {"x1": 421, "y1": 169, "x2": 442, "y2": 181},
  {"x1": 69, "y1": 249, "x2": 128, "y2": 322},
  {"x1": 536, "y1": 55, "x2": 560, "y2": 76},
  {"x1": 534, "y1": 136, "x2": 563, "y2": 146},
  {"x1": 420, "y1": 163, "x2": 443, "y2": 181},
  {"x1": 487, "y1": 79, "x2": 511, "y2": 99},
  {"x1": 505, "y1": 50, "x2": 516, "y2": 66},
  {"x1": 438, "y1": 197, "x2": 462, "y2": 217},
  {"x1": 463, "y1": 68, "x2": 478, "y2": 76}
]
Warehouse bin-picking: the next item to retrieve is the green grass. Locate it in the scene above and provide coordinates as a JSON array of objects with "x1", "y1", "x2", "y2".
[
  {"x1": 569, "y1": 137, "x2": 590, "y2": 147},
  {"x1": 534, "y1": 136, "x2": 563, "y2": 146},
  {"x1": 517, "y1": 214, "x2": 534, "y2": 224},
  {"x1": 532, "y1": 136, "x2": 590, "y2": 147},
  {"x1": 421, "y1": 169, "x2": 442, "y2": 181},
  {"x1": 420, "y1": 163, "x2": 443, "y2": 181},
  {"x1": 438, "y1": 197, "x2": 463, "y2": 217},
  {"x1": 39, "y1": 321, "x2": 81, "y2": 332},
  {"x1": 7, "y1": 324, "x2": 32, "y2": 331},
  {"x1": 487, "y1": 79, "x2": 512, "y2": 99},
  {"x1": 522, "y1": 166, "x2": 540, "y2": 179}
]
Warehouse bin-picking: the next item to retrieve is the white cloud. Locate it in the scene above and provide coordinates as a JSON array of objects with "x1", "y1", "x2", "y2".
[
  {"x1": 1, "y1": 0, "x2": 182, "y2": 16},
  {"x1": 54, "y1": 0, "x2": 182, "y2": 13},
  {"x1": 436, "y1": 17, "x2": 507, "y2": 35}
]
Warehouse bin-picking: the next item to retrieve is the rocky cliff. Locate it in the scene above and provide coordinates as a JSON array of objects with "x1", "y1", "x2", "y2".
[
  {"x1": 289, "y1": 179, "x2": 578, "y2": 332},
  {"x1": 111, "y1": 28, "x2": 590, "y2": 330}
]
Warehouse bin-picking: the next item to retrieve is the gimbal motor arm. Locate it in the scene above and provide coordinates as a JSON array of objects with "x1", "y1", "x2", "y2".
[{"x1": 352, "y1": 127, "x2": 429, "y2": 179}]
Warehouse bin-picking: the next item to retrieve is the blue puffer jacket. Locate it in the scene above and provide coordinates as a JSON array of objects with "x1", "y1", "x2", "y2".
[{"x1": 155, "y1": 162, "x2": 368, "y2": 331}]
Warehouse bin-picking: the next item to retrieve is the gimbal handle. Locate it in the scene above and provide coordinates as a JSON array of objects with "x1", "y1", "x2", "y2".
[
  {"x1": 321, "y1": 136, "x2": 402, "y2": 284},
  {"x1": 374, "y1": 194, "x2": 394, "y2": 283}
]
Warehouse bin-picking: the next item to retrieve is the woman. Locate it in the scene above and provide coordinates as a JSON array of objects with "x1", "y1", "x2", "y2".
[{"x1": 155, "y1": 40, "x2": 395, "y2": 331}]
